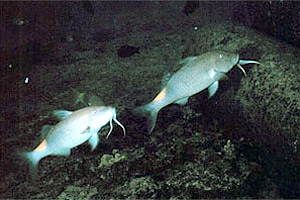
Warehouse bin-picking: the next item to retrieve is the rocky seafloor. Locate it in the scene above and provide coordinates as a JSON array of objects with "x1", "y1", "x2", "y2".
[{"x1": 1, "y1": 2, "x2": 299, "y2": 199}]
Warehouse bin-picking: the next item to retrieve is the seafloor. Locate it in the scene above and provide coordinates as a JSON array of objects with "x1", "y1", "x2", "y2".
[{"x1": 0, "y1": 1, "x2": 299, "y2": 199}]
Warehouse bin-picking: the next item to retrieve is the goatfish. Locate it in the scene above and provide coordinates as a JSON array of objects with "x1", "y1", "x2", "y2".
[
  {"x1": 20, "y1": 106, "x2": 126, "y2": 178},
  {"x1": 134, "y1": 50, "x2": 260, "y2": 133}
]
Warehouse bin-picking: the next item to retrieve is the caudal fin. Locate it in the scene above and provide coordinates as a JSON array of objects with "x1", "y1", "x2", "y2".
[
  {"x1": 19, "y1": 150, "x2": 43, "y2": 180},
  {"x1": 133, "y1": 103, "x2": 158, "y2": 134}
]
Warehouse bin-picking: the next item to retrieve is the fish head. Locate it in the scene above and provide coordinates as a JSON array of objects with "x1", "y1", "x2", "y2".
[
  {"x1": 98, "y1": 107, "x2": 126, "y2": 139},
  {"x1": 91, "y1": 106, "x2": 116, "y2": 127},
  {"x1": 209, "y1": 50, "x2": 239, "y2": 73}
]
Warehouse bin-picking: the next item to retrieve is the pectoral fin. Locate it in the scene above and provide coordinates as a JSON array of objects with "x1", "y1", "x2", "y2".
[
  {"x1": 88, "y1": 133, "x2": 99, "y2": 151},
  {"x1": 208, "y1": 81, "x2": 219, "y2": 98},
  {"x1": 178, "y1": 56, "x2": 198, "y2": 66},
  {"x1": 81, "y1": 127, "x2": 91, "y2": 134},
  {"x1": 174, "y1": 97, "x2": 189, "y2": 105},
  {"x1": 208, "y1": 71, "x2": 229, "y2": 98},
  {"x1": 214, "y1": 71, "x2": 228, "y2": 81}
]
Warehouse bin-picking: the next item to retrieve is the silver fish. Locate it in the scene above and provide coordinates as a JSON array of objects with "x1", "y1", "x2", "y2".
[
  {"x1": 20, "y1": 106, "x2": 125, "y2": 177},
  {"x1": 134, "y1": 50, "x2": 260, "y2": 133}
]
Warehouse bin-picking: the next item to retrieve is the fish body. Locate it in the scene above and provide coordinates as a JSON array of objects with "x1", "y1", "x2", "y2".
[
  {"x1": 163, "y1": 50, "x2": 239, "y2": 101},
  {"x1": 21, "y1": 106, "x2": 125, "y2": 177},
  {"x1": 134, "y1": 50, "x2": 259, "y2": 133}
]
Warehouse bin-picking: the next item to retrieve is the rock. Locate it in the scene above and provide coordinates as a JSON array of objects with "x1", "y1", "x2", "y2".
[{"x1": 184, "y1": 22, "x2": 300, "y2": 155}]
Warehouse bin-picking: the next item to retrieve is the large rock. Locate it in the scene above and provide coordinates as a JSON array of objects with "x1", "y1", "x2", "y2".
[{"x1": 184, "y1": 22, "x2": 300, "y2": 156}]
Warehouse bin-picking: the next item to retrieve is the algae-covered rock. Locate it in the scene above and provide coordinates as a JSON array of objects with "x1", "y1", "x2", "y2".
[
  {"x1": 223, "y1": 139, "x2": 236, "y2": 160},
  {"x1": 115, "y1": 176, "x2": 158, "y2": 199},
  {"x1": 98, "y1": 149, "x2": 127, "y2": 169},
  {"x1": 57, "y1": 185, "x2": 98, "y2": 200},
  {"x1": 164, "y1": 139, "x2": 251, "y2": 199},
  {"x1": 184, "y1": 22, "x2": 300, "y2": 155}
]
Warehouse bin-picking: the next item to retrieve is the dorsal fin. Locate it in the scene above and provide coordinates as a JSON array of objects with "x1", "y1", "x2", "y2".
[
  {"x1": 40, "y1": 125, "x2": 53, "y2": 139},
  {"x1": 52, "y1": 110, "x2": 73, "y2": 121},
  {"x1": 178, "y1": 56, "x2": 198, "y2": 66}
]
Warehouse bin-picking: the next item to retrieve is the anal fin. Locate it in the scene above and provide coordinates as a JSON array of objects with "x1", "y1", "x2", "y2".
[
  {"x1": 174, "y1": 97, "x2": 189, "y2": 106},
  {"x1": 53, "y1": 148, "x2": 71, "y2": 157}
]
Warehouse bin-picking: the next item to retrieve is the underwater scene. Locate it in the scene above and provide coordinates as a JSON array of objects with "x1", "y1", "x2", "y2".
[{"x1": 0, "y1": 1, "x2": 300, "y2": 199}]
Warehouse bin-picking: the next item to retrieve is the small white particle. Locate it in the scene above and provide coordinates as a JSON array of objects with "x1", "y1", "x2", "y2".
[
  {"x1": 193, "y1": 26, "x2": 199, "y2": 31},
  {"x1": 24, "y1": 77, "x2": 29, "y2": 84}
]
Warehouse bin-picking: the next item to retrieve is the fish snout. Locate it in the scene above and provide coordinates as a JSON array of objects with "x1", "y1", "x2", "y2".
[{"x1": 101, "y1": 106, "x2": 116, "y2": 120}]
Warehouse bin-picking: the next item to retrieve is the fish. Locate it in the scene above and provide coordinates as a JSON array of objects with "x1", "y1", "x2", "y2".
[
  {"x1": 134, "y1": 50, "x2": 260, "y2": 133},
  {"x1": 71, "y1": 88, "x2": 105, "y2": 107},
  {"x1": 20, "y1": 106, "x2": 126, "y2": 178},
  {"x1": 13, "y1": 17, "x2": 29, "y2": 26},
  {"x1": 71, "y1": 88, "x2": 86, "y2": 106},
  {"x1": 86, "y1": 94, "x2": 105, "y2": 107},
  {"x1": 183, "y1": 1, "x2": 200, "y2": 16},
  {"x1": 117, "y1": 45, "x2": 140, "y2": 58}
]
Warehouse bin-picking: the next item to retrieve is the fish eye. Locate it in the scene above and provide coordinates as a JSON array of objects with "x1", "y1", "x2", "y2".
[{"x1": 219, "y1": 54, "x2": 223, "y2": 59}]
